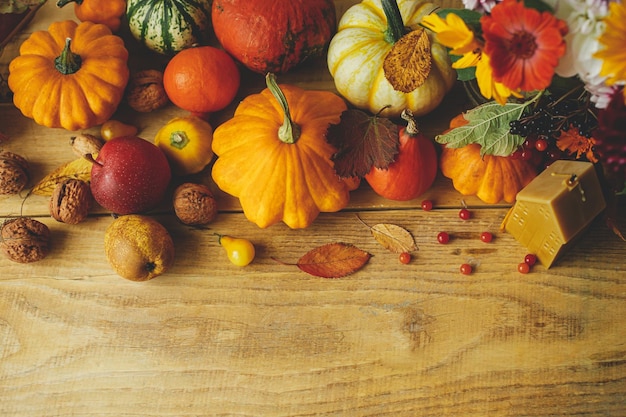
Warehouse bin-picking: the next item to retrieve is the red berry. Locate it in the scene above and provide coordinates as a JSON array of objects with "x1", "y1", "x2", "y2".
[
  {"x1": 399, "y1": 252, "x2": 411, "y2": 264},
  {"x1": 437, "y1": 232, "x2": 450, "y2": 244},
  {"x1": 518, "y1": 262, "x2": 531, "y2": 274},
  {"x1": 520, "y1": 150, "x2": 533, "y2": 161},
  {"x1": 421, "y1": 200, "x2": 433, "y2": 211},
  {"x1": 480, "y1": 231, "x2": 493, "y2": 243},
  {"x1": 524, "y1": 254, "x2": 538, "y2": 266},
  {"x1": 459, "y1": 208, "x2": 471, "y2": 220},
  {"x1": 460, "y1": 263, "x2": 473, "y2": 275},
  {"x1": 535, "y1": 138, "x2": 549, "y2": 152}
]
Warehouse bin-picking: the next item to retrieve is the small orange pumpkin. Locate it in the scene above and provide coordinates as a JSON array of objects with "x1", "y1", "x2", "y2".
[
  {"x1": 211, "y1": 73, "x2": 350, "y2": 229},
  {"x1": 440, "y1": 114, "x2": 538, "y2": 204},
  {"x1": 8, "y1": 20, "x2": 129, "y2": 131}
]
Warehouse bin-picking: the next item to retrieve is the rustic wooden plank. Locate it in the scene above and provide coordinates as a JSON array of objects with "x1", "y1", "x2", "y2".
[{"x1": 1, "y1": 0, "x2": 626, "y2": 416}]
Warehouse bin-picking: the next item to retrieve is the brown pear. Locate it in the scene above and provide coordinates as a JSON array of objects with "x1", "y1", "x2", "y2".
[{"x1": 104, "y1": 215, "x2": 175, "y2": 281}]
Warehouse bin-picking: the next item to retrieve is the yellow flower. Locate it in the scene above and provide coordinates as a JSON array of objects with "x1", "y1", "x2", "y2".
[
  {"x1": 475, "y1": 53, "x2": 522, "y2": 104},
  {"x1": 421, "y1": 12, "x2": 481, "y2": 56},
  {"x1": 595, "y1": 2, "x2": 626, "y2": 85}
]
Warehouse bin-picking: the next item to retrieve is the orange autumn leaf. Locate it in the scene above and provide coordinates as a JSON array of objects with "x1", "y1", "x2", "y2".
[
  {"x1": 297, "y1": 242, "x2": 371, "y2": 278},
  {"x1": 556, "y1": 127, "x2": 598, "y2": 163}
]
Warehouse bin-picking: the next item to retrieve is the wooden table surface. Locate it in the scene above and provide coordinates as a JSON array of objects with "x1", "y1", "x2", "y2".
[{"x1": 1, "y1": 1, "x2": 625, "y2": 416}]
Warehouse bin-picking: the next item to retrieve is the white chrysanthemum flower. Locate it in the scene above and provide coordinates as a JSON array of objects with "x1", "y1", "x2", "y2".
[{"x1": 462, "y1": 0, "x2": 499, "y2": 13}]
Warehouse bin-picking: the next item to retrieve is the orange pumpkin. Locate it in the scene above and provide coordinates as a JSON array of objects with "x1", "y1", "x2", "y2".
[
  {"x1": 440, "y1": 114, "x2": 538, "y2": 204},
  {"x1": 211, "y1": 74, "x2": 350, "y2": 229},
  {"x1": 8, "y1": 20, "x2": 129, "y2": 131}
]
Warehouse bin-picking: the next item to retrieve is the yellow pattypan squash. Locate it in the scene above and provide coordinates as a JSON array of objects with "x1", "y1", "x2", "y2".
[
  {"x1": 327, "y1": 0, "x2": 456, "y2": 118},
  {"x1": 155, "y1": 115, "x2": 214, "y2": 176},
  {"x1": 211, "y1": 74, "x2": 351, "y2": 229},
  {"x1": 8, "y1": 20, "x2": 129, "y2": 131}
]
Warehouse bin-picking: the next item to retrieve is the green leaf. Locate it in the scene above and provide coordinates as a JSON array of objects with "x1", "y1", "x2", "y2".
[{"x1": 435, "y1": 101, "x2": 532, "y2": 157}]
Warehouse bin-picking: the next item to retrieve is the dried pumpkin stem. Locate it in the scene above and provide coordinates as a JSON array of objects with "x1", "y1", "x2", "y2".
[
  {"x1": 55, "y1": 38, "x2": 82, "y2": 75},
  {"x1": 265, "y1": 73, "x2": 301, "y2": 144},
  {"x1": 400, "y1": 109, "x2": 419, "y2": 135},
  {"x1": 382, "y1": 0, "x2": 407, "y2": 44}
]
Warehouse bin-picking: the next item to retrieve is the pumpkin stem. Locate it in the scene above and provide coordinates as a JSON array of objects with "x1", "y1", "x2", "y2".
[
  {"x1": 55, "y1": 38, "x2": 82, "y2": 75},
  {"x1": 56, "y1": 0, "x2": 83, "y2": 8},
  {"x1": 401, "y1": 109, "x2": 420, "y2": 136},
  {"x1": 169, "y1": 131, "x2": 190, "y2": 150},
  {"x1": 266, "y1": 73, "x2": 301, "y2": 144},
  {"x1": 382, "y1": 0, "x2": 407, "y2": 44}
]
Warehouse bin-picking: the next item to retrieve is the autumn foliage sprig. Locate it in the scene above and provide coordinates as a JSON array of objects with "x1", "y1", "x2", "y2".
[{"x1": 425, "y1": 0, "x2": 626, "y2": 193}]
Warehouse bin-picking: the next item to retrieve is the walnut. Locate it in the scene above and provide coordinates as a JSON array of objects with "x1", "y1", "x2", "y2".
[
  {"x1": 49, "y1": 179, "x2": 93, "y2": 224},
  {"x1": 70, "y1": 133, "x2": 103, "y2": 158},
  {"x1": 173, "y1": 182, "x2": 218, "y2": 225},
  {"x1": 126, "y1": 69, "x2": 169, "y2": 112},
  {"x1": 0, "y1": 151, "x2": 29, "y2": 195},
  {"x1": 0, "y1": 218, "x2": 51, "y2": 263}
]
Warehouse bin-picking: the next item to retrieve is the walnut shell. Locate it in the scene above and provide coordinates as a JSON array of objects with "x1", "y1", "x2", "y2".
[
  {"x1": 0, "y1": 218, "x2": 50, "y2": 263},
  {"x1": 173, "y1": 183, "x2": 218, "y2": 225},
  {"x1": 126, "y1": 69, "x2": 169, "y2": 113},
  {"x1": 0, "y1": 151, "x2": 29, "y2": 194},
  {"x1": 49, "y1": 179, "x2": 93, "y2": 224}
]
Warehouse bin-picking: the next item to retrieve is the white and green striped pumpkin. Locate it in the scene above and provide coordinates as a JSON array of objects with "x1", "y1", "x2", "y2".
[{"x1": 126, "y1": 0, "x2": 213, "y2": 55}]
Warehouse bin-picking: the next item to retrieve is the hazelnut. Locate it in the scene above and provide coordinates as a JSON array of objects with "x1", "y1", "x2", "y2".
[
  {"x1": 126, "y1": 69, "x2": 169, "y2": 112},
  {"x1": 70, "y1": 133, "x2": 104, "y2": 158},
  {"x1": 49, "y1": 179, "x2": 93, "y2": 224},
  {"x1": 0, "y1": 151, "x2": 29, "y2": 195},
  {"x1": 173, "y1": 182, "x2": 218, "y2": 225},
  {"x1": 0, "y1": 217, "x2": 51, "y2": 263}
]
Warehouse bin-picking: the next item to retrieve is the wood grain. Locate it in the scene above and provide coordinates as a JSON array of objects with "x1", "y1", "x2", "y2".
[{"x1": 1, "y1": 0, "x2": 626, "y2": 416}]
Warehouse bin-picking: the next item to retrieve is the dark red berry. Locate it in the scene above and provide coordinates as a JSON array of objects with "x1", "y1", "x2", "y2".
[
  {"x1": 524, "y1": 254, "x2": 538, "y2": 266},
  {"x1": 518, "y1": 262, "x2": 531, "y2": 274},
  {"x1": 421, "y1": 200, "x2": 433, "y2": 211},
  {"x1": 460, "y1": 263, "x2": 473, "y2": 275},
  {"x1": 399, "y1": 252, "x2": 411, "y2": 264},
  {"x1": 459, "y1": 208, "x2": 471, "y2": 220},
  {"x1": 480, "y1": 231, "x2": 493, "y2": 243},
  {"x1": 437, "y1": 232, "x2": 450, "y2": 244}
]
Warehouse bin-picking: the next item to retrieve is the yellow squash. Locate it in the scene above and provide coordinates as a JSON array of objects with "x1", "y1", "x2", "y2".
[
  {"x1": 211, "y1": 74, "x2": 350, "y2": 229},
  {"x1": 155, "y1": 116, "x2": 214, "y2": 176},
  {"x1": 8, "y1": 20, "x2": 129, "y2": 131}
]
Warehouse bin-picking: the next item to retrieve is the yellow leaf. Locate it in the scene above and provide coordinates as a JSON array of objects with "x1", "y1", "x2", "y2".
[
  {"x1": 370, "y1": 223, "x2": 418, "y2": 253},
  {"x1": 31, "y1": 156, "x2": 94, "y2": 196}
]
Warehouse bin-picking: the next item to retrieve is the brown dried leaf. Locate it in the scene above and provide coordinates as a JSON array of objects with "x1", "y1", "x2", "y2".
[
  {"x1": 383, "y1": 28, "x2": 432, "y2": 93},
  {"x1": 328, "y1": 109, "x2": 399, "y2": 178},
  {"x1": 370, "y1": 223, "x2": 417, "y2": 253},
  {"x1": 297, "y1": 242, "x2": 371, "y2": 278},
  {"x1": 31, "y1": 156, "x2": 94, "y2": 196}
]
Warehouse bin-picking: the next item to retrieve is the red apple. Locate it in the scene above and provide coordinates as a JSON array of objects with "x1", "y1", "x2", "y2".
[{"x1": 90, "y1": 136, "x2": 171, "y2": 214}]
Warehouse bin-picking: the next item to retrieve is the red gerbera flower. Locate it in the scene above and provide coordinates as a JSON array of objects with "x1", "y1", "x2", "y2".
[{"x1": 481, "y1": 0, "x2": 568, "y2": 92}]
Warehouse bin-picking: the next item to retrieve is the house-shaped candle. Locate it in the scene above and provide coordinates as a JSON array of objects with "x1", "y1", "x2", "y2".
[{"x1": 502, "y1": 160, "x2": 606, "y2": 268}]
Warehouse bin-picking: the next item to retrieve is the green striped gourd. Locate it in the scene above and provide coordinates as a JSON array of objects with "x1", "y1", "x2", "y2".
[{"x1": 126, "y1": 0, "x2": 212, "y2": 55}]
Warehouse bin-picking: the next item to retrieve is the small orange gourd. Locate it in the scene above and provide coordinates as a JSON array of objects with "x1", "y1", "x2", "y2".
[
  {"x1": 439, "y1": 114, "x2": 538, "y2": 204},
  {"x1": 8, "y1": 20, "x2": 129, "y2": 131},
  {"x1": 211, "y1": 73, "x2": 351, "y2": 229}
]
